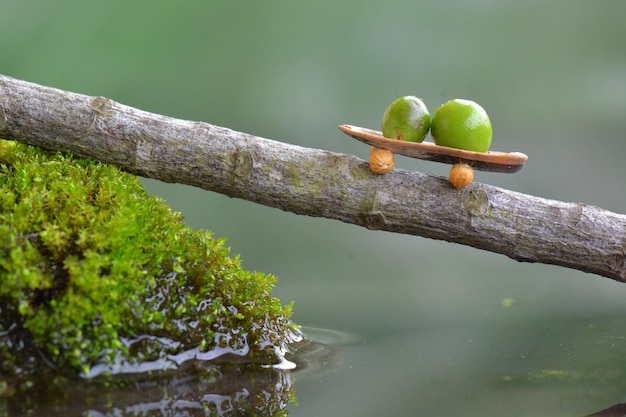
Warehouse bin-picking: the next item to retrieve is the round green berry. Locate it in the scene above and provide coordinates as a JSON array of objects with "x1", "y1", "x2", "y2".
[
  {"x1": 381, "y1": 96, "x2": 430, "y2": 143},
  {"x1": 431, "y1": 99, "x2": 492, "y2": 152}
]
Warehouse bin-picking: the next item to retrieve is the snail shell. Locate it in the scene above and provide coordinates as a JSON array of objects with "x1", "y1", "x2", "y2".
[
  {"x1": 369, "y1": 146, "x2": 395, "y2": 174},
  {"x1": 449, "y1": 163, "x2": 474, "y2": 189}
]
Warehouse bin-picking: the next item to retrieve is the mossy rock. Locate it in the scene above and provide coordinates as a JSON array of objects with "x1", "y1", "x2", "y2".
[{"x1": 0, "y1": 140, "x2": 300, "y2": 391}]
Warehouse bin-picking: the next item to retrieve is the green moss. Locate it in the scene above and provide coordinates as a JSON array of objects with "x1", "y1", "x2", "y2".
[{"x1": 0, "y1": 140, "x2": 298, "y2": 387}]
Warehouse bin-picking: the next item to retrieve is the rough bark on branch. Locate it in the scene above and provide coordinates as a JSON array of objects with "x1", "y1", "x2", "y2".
[{"x1": 1, "y1": 74, "x2": 625, "y2": 282}]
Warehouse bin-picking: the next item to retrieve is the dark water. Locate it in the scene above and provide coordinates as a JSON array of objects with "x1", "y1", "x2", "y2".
[
  {"x1": 4, "y1": 331, "x2": 340, "y2": 417},
  {"x1": 2, "y1": 1, "x2": 626, "y2": 415}
]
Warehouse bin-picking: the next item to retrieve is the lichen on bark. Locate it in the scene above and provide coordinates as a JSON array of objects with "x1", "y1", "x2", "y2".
[{"x1": 0, "y1": 139, "x2": 300, "y2": 390}]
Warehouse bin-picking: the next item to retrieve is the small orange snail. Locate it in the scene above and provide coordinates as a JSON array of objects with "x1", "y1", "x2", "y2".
[
  {"x1": 449, "y1": 163, "x2": 474, "y2": 189},
  {"x1": 369, "y1": 146, "x2": 395, "y2": 174}
]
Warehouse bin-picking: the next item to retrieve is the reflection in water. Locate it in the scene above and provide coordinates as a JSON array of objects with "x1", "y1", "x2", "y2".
[{"x1": 4, "y1": 333, "x2": 342, "y2": 417}]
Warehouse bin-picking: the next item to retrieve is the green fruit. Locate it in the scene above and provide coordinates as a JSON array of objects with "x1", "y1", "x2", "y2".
[
  {"x1": 431, "y1": 99, "x2": 492, "y2": 152},
  {"x1": 381, "y1": 96, "x2": 430, "y2": 143}
]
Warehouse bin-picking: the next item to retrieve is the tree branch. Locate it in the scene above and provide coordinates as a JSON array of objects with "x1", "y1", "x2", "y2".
[{"x1": 1, "y1": 74, "x2": 625, "y2": 282}]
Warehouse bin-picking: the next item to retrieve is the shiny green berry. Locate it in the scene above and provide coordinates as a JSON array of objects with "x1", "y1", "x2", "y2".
[
  {"x1": 431, "y1": 99, "x2": 492, "y2": 152},
  {"x1": 381, "y1": 96, "x2": 430, "y2": 143}
]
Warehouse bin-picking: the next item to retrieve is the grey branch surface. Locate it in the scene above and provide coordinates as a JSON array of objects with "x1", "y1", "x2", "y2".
[{"x1": 1, "y1": 74, "x2": 625, "y2": 282}]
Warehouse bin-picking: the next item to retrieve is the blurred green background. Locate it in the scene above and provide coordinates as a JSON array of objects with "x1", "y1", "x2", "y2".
[{"x1": 2, "y1": 1, "x2": 626, "y2": 416}]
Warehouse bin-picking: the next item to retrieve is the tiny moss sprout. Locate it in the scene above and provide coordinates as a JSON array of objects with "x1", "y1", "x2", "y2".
[
  {"x1": 501, "y1": 298, "x2": 515, "y2": 308},
  {"x1": 0, "y1": 140, "x2": 299, "y2": 391}
]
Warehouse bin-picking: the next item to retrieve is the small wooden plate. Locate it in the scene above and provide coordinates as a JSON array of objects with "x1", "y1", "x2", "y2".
[{"x1": 339, "y1": 124, "x2": 528, "y2": 173}]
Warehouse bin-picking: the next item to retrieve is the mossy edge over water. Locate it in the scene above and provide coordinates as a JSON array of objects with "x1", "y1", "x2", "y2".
[{"x1": 0, "y1": 140, "x2": 298, "y2": 388}]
